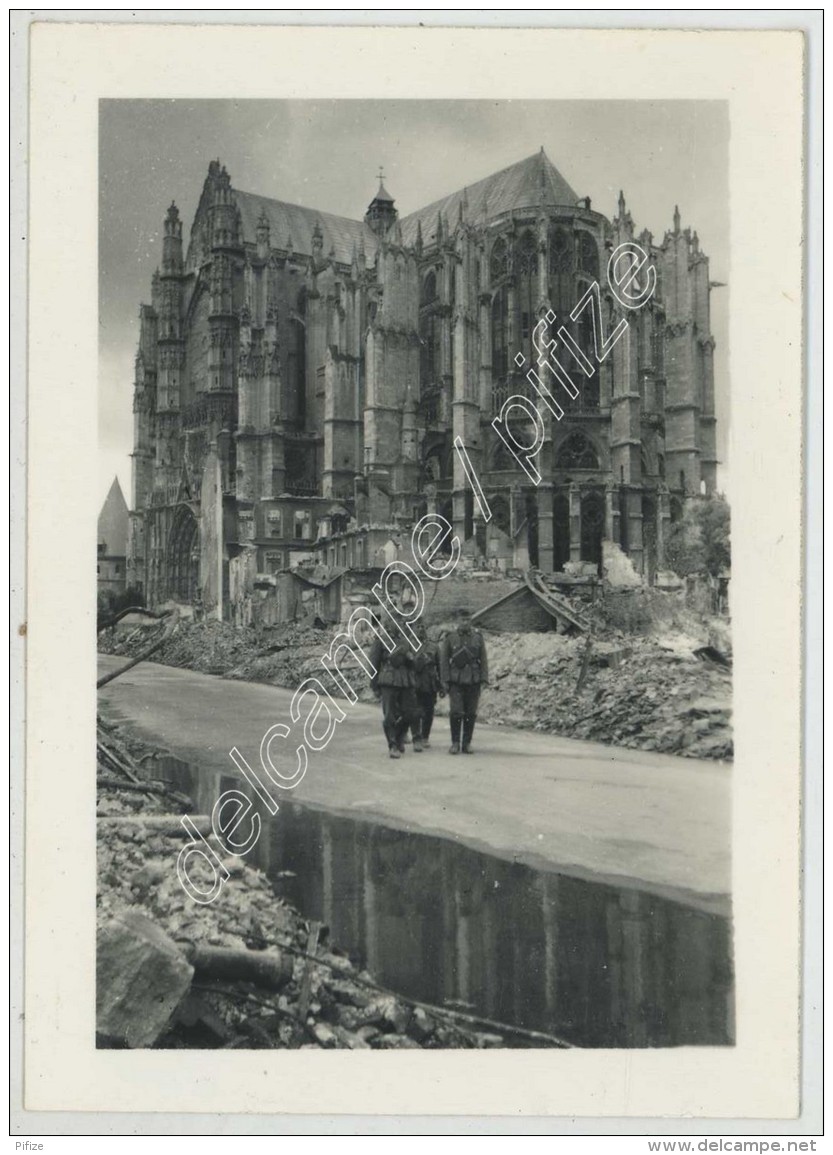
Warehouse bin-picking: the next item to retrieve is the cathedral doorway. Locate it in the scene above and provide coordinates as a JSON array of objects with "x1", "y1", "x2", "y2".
[
  {"x1": 464, "y1": 491, "x2": 474, "y2": 541},
  {"x1": 580, "y1": 490, "x2": 604, "y2": 573},
  {"x1": 437, "y1": 497, "x2": 454, "y2": 555},
  {"x1": 168, "y1": 506, "x2": 199, "y2": 603},
  {"x1": 525, "y1": 492, "x2": 539, "y2": 568},
  {"x1": 553, "y1": 491, "x2": 570, "y2": 572},
  {"x1": 642, "y1": 494, "x2": 658, "y2": 584}
]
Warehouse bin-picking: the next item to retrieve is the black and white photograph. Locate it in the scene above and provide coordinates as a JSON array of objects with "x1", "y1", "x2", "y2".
[
  {"x1": 95, "y1": 98, "x2": 734, "y2": 1053},
  {"x1": 19, "y1": 19, "x2": 811, "y2": 1128}
]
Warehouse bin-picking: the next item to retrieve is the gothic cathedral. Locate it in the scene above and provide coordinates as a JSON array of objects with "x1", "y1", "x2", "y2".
[{"x1": 128, "y1": 150, "x2": 718, "y2": 615}]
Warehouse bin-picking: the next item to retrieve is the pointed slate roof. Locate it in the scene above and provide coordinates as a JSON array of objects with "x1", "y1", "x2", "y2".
[
  {"x1": 399, "y1": 149, "x2": 580, "y2": 247},
  {"x1": 371, "y1": 181, "x2": 395, "y2": 205},
  {"x1": 98, "y1": 477, "x2": 129, "y2": 556},
  {"x1": 227, "y1": 150, "x2": 578, "y2": 266},
  {"x1": 234, "y1": 189, "x2": 378, "y2": 268}
]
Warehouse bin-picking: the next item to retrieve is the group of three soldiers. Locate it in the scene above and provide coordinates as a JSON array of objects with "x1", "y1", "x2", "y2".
[{"x1": 368, "y1": 610, "x2": 489, "y2": 759}]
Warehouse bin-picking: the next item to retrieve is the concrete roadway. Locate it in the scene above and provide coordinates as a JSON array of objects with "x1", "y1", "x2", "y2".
[{"x1": 97, "y1": 655, "x2": 731, "y2": 913}]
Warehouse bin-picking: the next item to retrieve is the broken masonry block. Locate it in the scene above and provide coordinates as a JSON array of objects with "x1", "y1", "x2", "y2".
[{"x1": 96, "y1": 910, "x2": 194, "y2": 1048}]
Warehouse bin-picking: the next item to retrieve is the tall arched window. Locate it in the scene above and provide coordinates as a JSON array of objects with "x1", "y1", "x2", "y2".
[
  {"x1": 489, "y1": 236, "x2": 508, "y2": 283},
  {"x1": 491, "y1": 493, "x2": 511, "y2": 535},
  {"x1": 556, "y1": 432, "x2": 600, "y2": 471},
  {"x1": 419, "y1": 311, "x2": 441, "y2": 386},
  {"x1": 548, "y1": 225, "x2": 572, "y2": 318},
  {"x1": 576, "y1": 286, "x2": 600, "y2": 409},
  {"x1": 577, "y1": 232, "x2": 600, "y2": 279},
  {"x1": 490, "y1": 437, "x2": 515, "y2": 472},
  {"x1": 516, "y1": 230, "x2": 538, "y2": 365},
  {"x1": 580, "y1": 490, "x2": 605, "y2": 571},
  {"x1": 421, "y1": 270, "x2": 437, "y2": 306},
  {"x1": 549, "y1": 226, "x2": 571, "y2": 274},
  {"x1": 491, "y1": 285, "x2": 509, "y2": 390},
  {"x1": 288, "y1": 318, "x2": 306, "y2": 426}
]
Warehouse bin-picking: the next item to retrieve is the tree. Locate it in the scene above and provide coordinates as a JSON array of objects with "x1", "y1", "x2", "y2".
[{"x1": 665, "y1": 495, "x2": 731, "y2": 579}]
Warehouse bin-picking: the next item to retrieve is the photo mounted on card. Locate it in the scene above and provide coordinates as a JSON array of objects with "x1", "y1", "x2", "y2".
[{"x1": 26, "y1": 23, "x2": 804, "y2": 1119}]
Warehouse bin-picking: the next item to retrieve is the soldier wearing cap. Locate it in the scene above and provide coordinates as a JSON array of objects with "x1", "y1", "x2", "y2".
[
  {"x1": 368, "y1": 635, "x2": 417, "y2": 759},
  {"x1": 439, "y1": 609, "x2": 489, "y2": 755}
]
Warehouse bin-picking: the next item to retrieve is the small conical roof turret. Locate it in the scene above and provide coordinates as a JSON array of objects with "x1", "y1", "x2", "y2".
[{"x1": 365, "y1": 167, "x2": 398, "y2": 236}]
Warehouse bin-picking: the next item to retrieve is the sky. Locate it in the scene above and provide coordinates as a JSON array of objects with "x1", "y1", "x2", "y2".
[{"x1": 99, "y1": 99, "x2": 730, "y2": 509}]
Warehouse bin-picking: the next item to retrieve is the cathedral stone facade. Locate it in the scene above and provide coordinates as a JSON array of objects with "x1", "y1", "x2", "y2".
[{"x1": 127, "y1": 151, "x2": 718, "y2": 616}]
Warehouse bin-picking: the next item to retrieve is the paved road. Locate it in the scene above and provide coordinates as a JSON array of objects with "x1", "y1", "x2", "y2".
[{"x1": 97, "y1": 655, "x2": 731, "y2": 911}]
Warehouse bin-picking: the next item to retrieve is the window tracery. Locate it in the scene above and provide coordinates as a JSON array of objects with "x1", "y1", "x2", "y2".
[{"x1": 556, "y1": 432, "x2": 600, "y2": 471}]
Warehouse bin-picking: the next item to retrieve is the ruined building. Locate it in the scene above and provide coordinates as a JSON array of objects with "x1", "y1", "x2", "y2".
[{"x1": 127, "y1": 151, "x2": 719, "y2": 615}]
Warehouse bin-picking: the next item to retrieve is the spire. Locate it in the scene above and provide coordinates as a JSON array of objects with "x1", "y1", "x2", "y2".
[
  {"x1": 312, "y1": 219, "x2": 323, "y2": 256},
  {"x1": 256, "y1": 208, "x2": 270, "y2": 256},
  {"x1": 164, "y1": 202, "x2": 181, "y2": 235},
  {"x1": 373, "y1": 166, "x2": 395, "y2": 204},
  {"x1": 365, "y1": 167, "x2": 398, "y2": 236},
  {"x1": 673, "y1": 204, "x2": 681, "y2": 234},
  {"x1": 415, "y1": 219, "x2": 423, "y2": 256},
  {"x1": 162, "y1": 202, "x2": 183, "y2": 274},
  {"x1": 618, "y1": 189, "x2": 626, "y2": 218}
]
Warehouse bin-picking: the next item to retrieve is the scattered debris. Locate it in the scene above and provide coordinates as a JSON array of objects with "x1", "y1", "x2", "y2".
[
  {"x1": 100, "y1": 601, "x2": 732, "y2": 761},
  {"x1": 96, "y1": 726, "x2": 569, "y2": 1050},
  {"x1": 478, "y1": 632, "x2": 732, "y2": 760}
]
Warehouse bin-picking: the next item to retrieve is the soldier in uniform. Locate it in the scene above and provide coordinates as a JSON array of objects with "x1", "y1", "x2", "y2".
[
  {"x1": 368, "y1": 635, "x2": 417, "y2": 759},
  {"x1": 440, "y1": 609, "x2": 489, "y2": 755},
  {"x1": 410, "y1": 619, "x2": 442, "y2": 750}
]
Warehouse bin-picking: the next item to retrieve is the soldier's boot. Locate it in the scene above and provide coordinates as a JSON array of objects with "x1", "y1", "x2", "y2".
[
  {"x1": 449, "y1": 714, "x2": 462, "y2": 755},
  {"x1": 461, "y1": 715, "x2": 476, "y2": 754}
]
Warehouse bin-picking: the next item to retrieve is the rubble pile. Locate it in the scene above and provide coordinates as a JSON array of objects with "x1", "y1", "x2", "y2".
[
  {"x1": 479, "y1": 632, "x2": 732, "y2": 760},
  {"x1": 97, "y1": 730, "x2": 536, "y2": 1050},
  {"x1": 100, "y1": 619, "x2": 376, "y2": 702},
  {"x1": 100, "y1": 607, "x2": 732, "y2": 761}
]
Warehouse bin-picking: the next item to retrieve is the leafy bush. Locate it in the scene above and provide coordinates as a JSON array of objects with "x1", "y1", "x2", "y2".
[{"x1": 665, "y1": 495, "x2": 731, "y2": 579}]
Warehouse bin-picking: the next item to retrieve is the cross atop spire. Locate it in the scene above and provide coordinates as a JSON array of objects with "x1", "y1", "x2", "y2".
[{"x1": 365, "y1": 169, "x2": 397, "y2": 234}]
